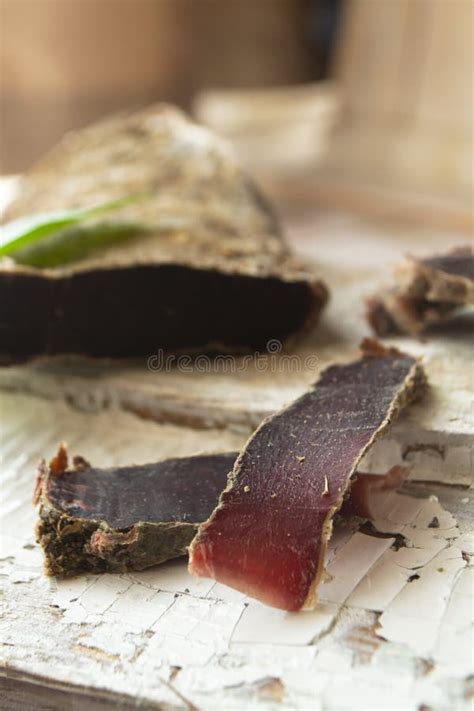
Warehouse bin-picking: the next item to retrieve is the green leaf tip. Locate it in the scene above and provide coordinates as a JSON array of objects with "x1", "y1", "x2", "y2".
[{"x1": 0, "y1": 193, "x2": 150, "y2": 265}]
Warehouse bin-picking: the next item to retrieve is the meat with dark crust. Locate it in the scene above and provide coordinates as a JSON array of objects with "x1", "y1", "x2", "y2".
[{"x1": 366, "y1": 246, "x2": 473, "y2": 336}]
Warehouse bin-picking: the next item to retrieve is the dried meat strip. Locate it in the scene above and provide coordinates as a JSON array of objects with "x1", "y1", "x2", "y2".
[
  {"x1": 35, "y1": 447, "x2": 407, "y2": 579},
  {"x1": 188, "y1": 340, "x2": 426, "y2": 611},
  {"x1": 367, "y1": 246, "x2": 474, "y2": 336},
  {"x1": 34, "y1": 446, "x2": 236, "y2": 576}
]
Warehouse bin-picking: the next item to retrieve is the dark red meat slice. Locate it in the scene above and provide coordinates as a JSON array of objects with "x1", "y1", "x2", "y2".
[
  {"x1": 35, "y1": 444, "x2": 408, "y2": 579},
  {"x1": 34, "y1": 447, "x2": 236, "y2": 576},
  {"x1": 188, "y1": 340, "x2": 426, "y2": 611},
  {"x1": 42, "y1": 450, "x2": 236, "y2": 529}
]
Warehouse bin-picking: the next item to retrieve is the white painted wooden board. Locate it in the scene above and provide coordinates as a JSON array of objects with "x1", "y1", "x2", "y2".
[
  {"x1": 1, "y1": 189, "x2": 473, "y2": 708},
  {"x1": 0, "y1": 390, "x2": 472, "y2": 710}
]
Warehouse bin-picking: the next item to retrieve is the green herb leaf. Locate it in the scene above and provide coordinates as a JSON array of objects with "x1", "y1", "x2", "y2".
[
  {"x1": 13, "y1": 222, "x2": 145, "y2": 268},
  {"x1": 0, "y1": 195, "x2": 146, "y2": 260}
]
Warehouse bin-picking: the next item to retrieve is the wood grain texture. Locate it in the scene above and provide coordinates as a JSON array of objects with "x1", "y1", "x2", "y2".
[{"x1": 0, "y1": 671, "x2": 167, "y2": 711}]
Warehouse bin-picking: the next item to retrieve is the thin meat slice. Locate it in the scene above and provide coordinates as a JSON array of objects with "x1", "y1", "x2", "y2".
[
  {"x1": 34, "y1": 446, "x2": 236, "y2": 576},
  {"x1": 35, "y1": 446, "x2": 407, "y2": 579},
  {"x1": 366, "y1": 246, "x2": 474, "y2": 336},
  {"x1": 188, "y1": 339, "x2": 426, "y2": 611}
]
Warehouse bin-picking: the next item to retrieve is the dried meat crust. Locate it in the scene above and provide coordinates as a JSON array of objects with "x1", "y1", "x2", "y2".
[
  {"x1": 188, "y1": 340, "x2": 426, "y2": 611},
  {"x1": 35, "y1": 445, "x2": 236, "y2": 576},
  {"x1": 366, "y1": 246, "x2": 474, "y2": 336},
  {"x1": 0, "y1": 104, "x2": 327, "y2": 362},
  {"x1": 35, "y1": 445, "x2": 406, "y2": 580}
]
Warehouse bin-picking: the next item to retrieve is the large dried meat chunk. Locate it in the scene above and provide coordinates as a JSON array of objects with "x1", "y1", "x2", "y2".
[{"x1": 1, "y1": 105, "x2": 327, "y2": 362}]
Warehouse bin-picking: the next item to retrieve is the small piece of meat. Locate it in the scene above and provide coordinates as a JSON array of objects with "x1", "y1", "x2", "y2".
[
  {"x1": 188, "y1": 339, "x2": 426, "y2": 611},
  {"x1": 366, "y1": 246, "x2": 474, "y2": 336},
  {"x1": 35, "y1": 448, "x2": 236, "y2": 576},
  {"x1": 422, "y1": 247, "x2": 474, "y2": 284},
  {"x1": 341, "y1": 466, "x2": 408, "y2": 520}
]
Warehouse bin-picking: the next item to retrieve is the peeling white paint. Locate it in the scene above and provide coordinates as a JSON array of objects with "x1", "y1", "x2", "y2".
[
  {"x1": 1, "y1": 390, "x2": 472, "y2": 710},
  {"x1": 319, "y1": 533, "x2": 394, "y2": 605},
  {"x1": 347, "y1": 551, "x2": 411, "y2": 611},
  {"x1": 231, "y1": 601, "x2": 339, "y2": 646},
  {"x1": 377, "y1": 543, "x2": 468, "y2": 657}
]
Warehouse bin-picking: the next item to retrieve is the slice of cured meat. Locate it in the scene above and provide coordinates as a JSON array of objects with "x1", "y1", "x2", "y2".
[
  {"x1": 35, "y1": 446, "x2": 407, "y2": 579},
  {"x1": 366, "y1": 246, "x2": 474, "y2": 336},
  {"x1": 34, "y1": 446, "x2": 236, "y2": 576},
  {"x1": 340, "y1": 466, "x2": 408, "y2": 520},
  {"x1": 0, "y1": 104, "x2": 327, "y2": 362},
  {"x1": 188, "y1": 339, "x2": 426, "y2": 611}
]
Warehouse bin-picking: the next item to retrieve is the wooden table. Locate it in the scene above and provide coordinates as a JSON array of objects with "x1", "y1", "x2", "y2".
[{"x1": 1, "y1": 194, "x2": 472, "y2": 710}]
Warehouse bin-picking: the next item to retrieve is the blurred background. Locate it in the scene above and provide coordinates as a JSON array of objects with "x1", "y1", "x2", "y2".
[{"x1": 1, "y1": 0, "x2": 473, "y2": 219}]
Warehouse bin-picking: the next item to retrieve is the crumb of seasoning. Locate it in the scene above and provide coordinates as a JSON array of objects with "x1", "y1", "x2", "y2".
[
  {"x1": 270, "y1": 492, "x2": 277, "y2": 498},
  {"x1": 428, "y1": 516, "x2": 440, "y2": 528},
  {"x1": 296, "y1": 455, "x2": 305, "y2": 463},
  {"x1": 437, "y1": 567, "x2": 445, "y2": 573},
  {"x1": 243, "y1": 485, "x2": 250, "y2": 493},
  {"x1": 322, "y1": 475, "x2": 329, "y2": 496}
]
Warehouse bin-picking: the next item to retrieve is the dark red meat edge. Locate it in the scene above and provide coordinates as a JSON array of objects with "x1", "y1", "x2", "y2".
[{"x1": 188, "y1": 339, "x2": 426, "y2": 611}]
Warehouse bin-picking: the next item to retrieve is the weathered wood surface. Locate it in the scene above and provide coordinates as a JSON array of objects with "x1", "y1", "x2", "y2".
[
  {"x1": 1, "y1": 194, "x2": 473, "y2": 709},
  {"x1": 0, "y1": 389, "x2": 472, "y2": 710}
]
